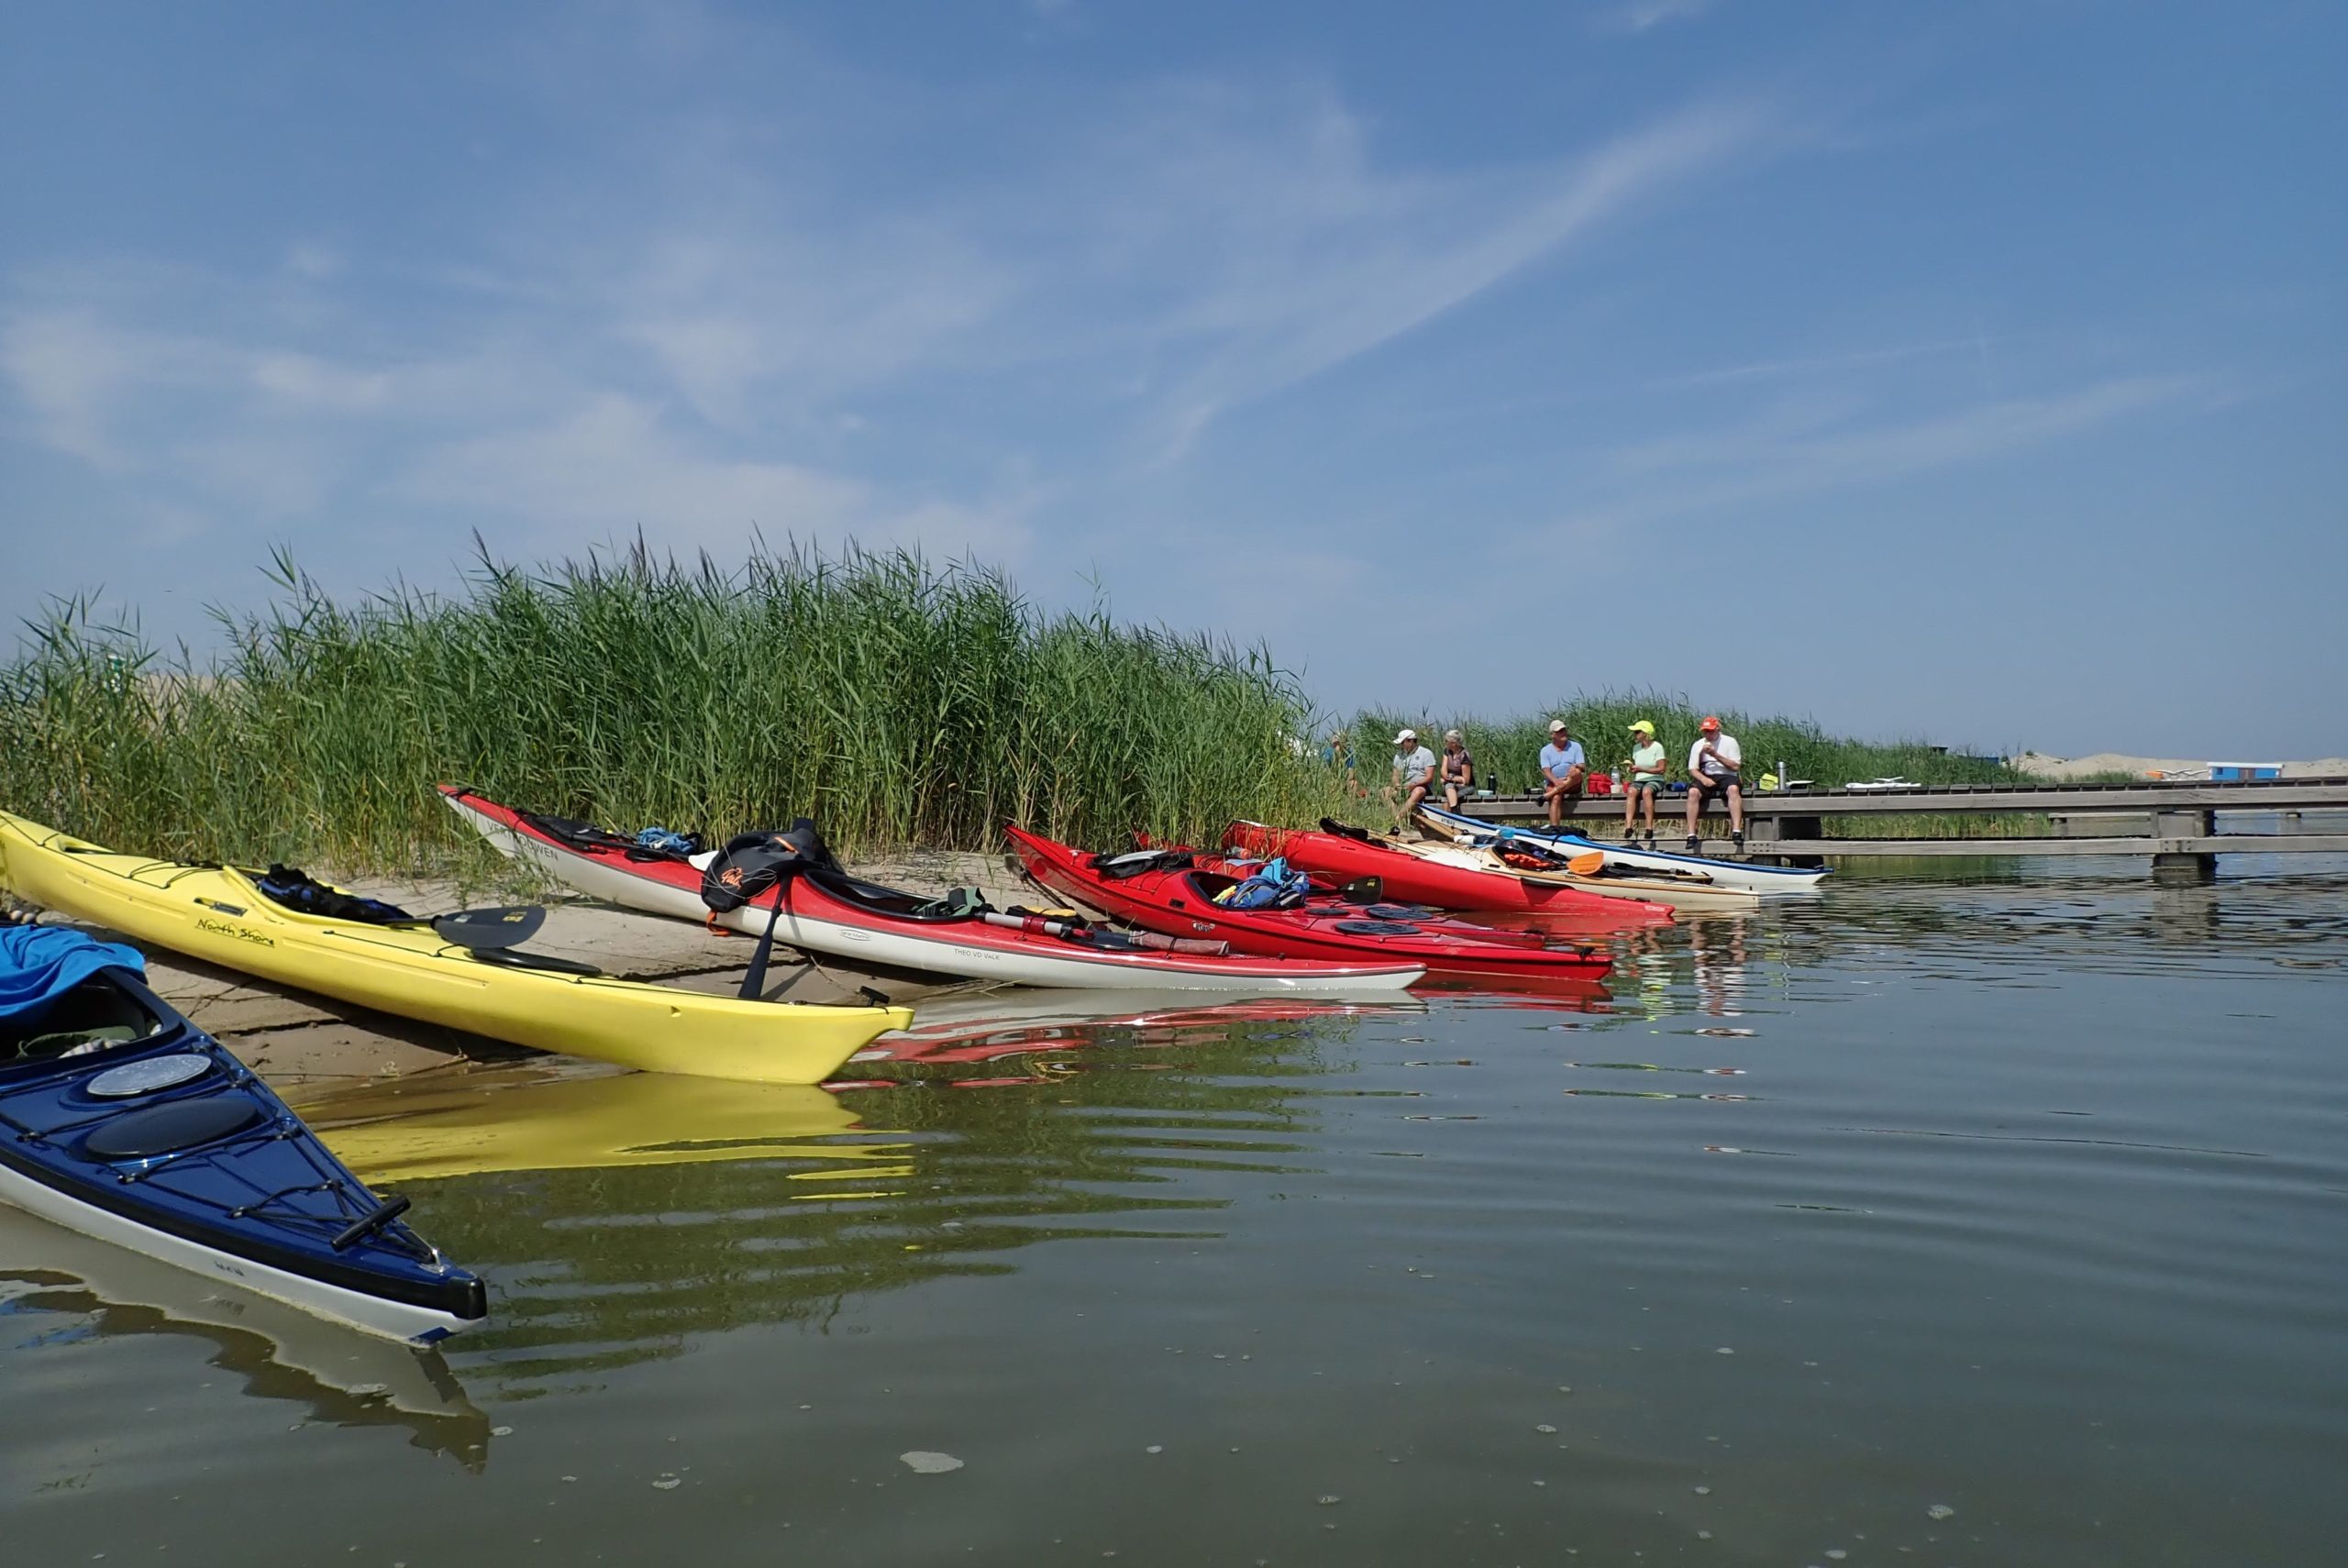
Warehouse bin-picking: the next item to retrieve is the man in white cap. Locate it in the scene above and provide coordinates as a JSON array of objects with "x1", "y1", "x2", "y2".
[
  {"x1": 1386, "y1": 727, "x2": 1438, "y2": 830},
  {"x1": 1538, "y1": 719, "x2": 1587, "y2": 828}
]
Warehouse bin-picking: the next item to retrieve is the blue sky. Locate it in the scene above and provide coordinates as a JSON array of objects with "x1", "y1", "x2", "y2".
[{"x1": 4, "y1": 0, "x2": 2341, "y2": 757}]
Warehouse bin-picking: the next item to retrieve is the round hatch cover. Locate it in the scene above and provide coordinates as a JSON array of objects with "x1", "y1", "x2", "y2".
[
  {"x1": 86, "y1": 1053, "x2": 215, "y2": 1099},
  {"x1": 83, "y1": 1097, "x2": 262, "y2": 1162}
]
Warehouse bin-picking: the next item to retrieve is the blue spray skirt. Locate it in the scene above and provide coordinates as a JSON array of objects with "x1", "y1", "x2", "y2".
[{"x1": 0, "y1": 964, "x2": 484, "y2": 1343}]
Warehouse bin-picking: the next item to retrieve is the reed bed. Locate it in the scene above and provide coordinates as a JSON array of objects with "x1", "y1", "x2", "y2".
[{"x1": 1, "y1": 544, "x2": 1343, "y2": 873}]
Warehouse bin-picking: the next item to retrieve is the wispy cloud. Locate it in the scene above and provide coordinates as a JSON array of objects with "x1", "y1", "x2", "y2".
[
  {"x1": 1, "y1": 33, "x2": 1781, "y2": 562},
  {"x1": 1591, "y1": 0, "x2": 1720, "y2": 37},
  {"x1": 2, "y1": 310, "x2": 153, "y2": 467},
  {"x1": 400, "y1": 394, "x2": 1033, "y2": 560},
  {"x1": 1647, "y1": 337, "x2": 1999, "y2": 392},
  {"x1": 1552, "y1": 374, "x2": 2204, "y2": 540},
  {"x1": 1122, "y1": 94, "x2": 1778, "y2": 460}
]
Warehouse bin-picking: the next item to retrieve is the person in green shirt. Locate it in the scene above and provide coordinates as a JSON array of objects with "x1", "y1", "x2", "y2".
[{"x1": 1621, "y1": 719, "x2": 1667, "y2": 845}]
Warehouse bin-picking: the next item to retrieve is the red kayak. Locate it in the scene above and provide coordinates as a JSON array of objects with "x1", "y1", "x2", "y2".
[
  {"x1": 1223, "y1": 820, "x2": 1673, "y2": 928},
  {"x1": 440, "y1": 787, "x2": 1423, "y2": 993},
  {"x1": 1005, "y1": 825, "x2": 1613, "y2": 983}
]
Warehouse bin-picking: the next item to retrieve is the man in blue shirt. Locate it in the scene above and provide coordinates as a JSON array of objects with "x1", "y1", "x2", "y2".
[{"x1": 1538, "y1": 720, "x2": 1587, "y2": 828}]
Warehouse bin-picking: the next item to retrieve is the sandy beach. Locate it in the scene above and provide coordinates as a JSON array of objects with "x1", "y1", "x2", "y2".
[{"x1": 2017, "y1": 751, "x2": 2348, "y2": 780}]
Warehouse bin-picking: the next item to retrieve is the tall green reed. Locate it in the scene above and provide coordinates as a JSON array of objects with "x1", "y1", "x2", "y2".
[{"x1": 1, "y1": 543, "x2": 1346, "y2": 873}]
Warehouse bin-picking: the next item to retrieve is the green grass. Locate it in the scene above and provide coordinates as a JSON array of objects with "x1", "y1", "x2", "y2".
[{"x1": 1, "y1": 542, "x2": 1346, "y2": 873}]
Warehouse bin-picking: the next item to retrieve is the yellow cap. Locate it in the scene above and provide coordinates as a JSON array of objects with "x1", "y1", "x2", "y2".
[{"x1": 1629, "y1": 719, "x2": 1656, "y2": 735}]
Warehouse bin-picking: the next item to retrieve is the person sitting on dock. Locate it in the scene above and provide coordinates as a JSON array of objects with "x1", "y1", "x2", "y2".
[
  {"x1": 1539, "y1": 719, "x2": 1587, "y2": 828},
  {"x1": 1438, "y1": 729, "x2": 1477, "y2": 810},
  {"x1": 1386, "y1": 728, "x2": 1438, "y2": 831},
  {"x1": 1685, "y1": 715, "x2": 1744, "y2": 852},
  {"x1": 1622, "y1": 719, "x2": 1667, "y2": 845}
]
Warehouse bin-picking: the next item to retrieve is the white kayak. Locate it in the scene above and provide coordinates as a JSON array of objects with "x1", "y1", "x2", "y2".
[
  {"x1": 1414, "y1": 805, "x2": 1828, "y2": 897},
  {"x1": 444, "y1": 789, "x2": 1423, "y2": 994}
]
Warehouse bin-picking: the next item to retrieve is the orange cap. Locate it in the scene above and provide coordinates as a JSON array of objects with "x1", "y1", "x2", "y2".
[{"x1": 1700, "y1": 714, "x2": 1721, "y2": 731}]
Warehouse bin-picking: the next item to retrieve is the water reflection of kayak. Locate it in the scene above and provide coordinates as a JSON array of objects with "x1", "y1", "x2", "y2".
[
  {"x1": 864, "y1": 986, "x2": 1409, "y2": 1061},
  {"x1": 304, "y1": 1062, "x2": 912, "y2": 1189},
  {"x1": 852, "y1": 988, "x2": 1428, "y2": 1071},
  {"x1": 0, "y1": 1203, "x2": 491, "y2": 1470}
]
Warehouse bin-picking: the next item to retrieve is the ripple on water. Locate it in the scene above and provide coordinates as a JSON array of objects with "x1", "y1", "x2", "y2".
[{"x1": 6, "y1": 871, "x2": 2346, "y2": 1564}]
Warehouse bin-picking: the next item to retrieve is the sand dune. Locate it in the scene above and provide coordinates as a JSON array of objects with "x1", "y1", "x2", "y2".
[{"x1": 2016, "y1": 752, "x2": 2348, "y2": 780}]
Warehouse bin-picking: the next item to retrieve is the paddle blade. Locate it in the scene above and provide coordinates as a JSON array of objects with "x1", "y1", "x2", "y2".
[
  {"x1": 431, "y1": 905, "x2": 547, "y2": 950},
  {"x1": 1566, "y1": 851, "x2": 1608, "y2": 876}
]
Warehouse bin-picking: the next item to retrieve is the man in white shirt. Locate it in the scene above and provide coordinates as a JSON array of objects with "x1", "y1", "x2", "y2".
[
  {"x1": 1684, "y1": 714, "x2": 1745, "y2": 852},
  {"x1": 1385, "y1": 728, "x2": 1438, "y2": 831}
]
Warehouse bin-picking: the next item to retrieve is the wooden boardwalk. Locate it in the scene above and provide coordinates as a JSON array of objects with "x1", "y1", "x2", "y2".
[{"x1": 1438, "y1": 777, "x2": 2348, "y2": 880}]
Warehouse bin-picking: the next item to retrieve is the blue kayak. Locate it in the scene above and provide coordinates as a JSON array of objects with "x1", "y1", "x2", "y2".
[{"x1": 0, "y1": 925, "x2": 485, "y2": 1343}]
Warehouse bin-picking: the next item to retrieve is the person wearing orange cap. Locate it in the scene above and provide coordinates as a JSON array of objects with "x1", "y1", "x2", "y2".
[{"x1": 1684, "y1": 714, "x2": 1745, "y2": 852}]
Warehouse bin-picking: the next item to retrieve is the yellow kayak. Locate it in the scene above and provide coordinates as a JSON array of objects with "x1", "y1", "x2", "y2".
[
  {"x1": 304, "y1": 1062, "x2": 913, "y2": 1190},
  {"x1": 0, "y1": 812, "x2": 913, "y2": 1085}
]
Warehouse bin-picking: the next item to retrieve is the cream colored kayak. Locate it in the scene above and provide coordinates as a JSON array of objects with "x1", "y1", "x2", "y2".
[
  {"x1": 1415, "y1": 803, "x2": 1826, "y2": 895},
  {"x1": 0, "y1": 811, "x2": 912, "y2": 1084},
  {"x1": 1401, "y1": 816, "x2": 1762, "y2": 910}
]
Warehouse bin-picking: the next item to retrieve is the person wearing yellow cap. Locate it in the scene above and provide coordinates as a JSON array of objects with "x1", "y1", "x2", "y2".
[
  {"x1": 1685, "y1": 714, "x2": 1745, "y2": 852},
  {"x1": 1621, "y1": 719, "x2": 1667, "y2": 846}
]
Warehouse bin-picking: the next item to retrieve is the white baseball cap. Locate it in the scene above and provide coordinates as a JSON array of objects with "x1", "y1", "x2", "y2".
[
  {"x1": 1394, "y1": 728, "x2": 1417, "y2": 744},
  {"x1": 1547, "y1": 718, "x2": 1568, "y2": 733}
]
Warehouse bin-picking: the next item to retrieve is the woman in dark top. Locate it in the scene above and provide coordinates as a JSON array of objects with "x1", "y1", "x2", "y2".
[{"x1": 1439, "y1": 729, "x2": 1477, "y2": 810}]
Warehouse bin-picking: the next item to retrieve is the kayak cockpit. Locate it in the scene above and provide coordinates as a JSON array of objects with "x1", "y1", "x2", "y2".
[{"x1": 3, "y1": 966, "x2": 171, "y2": 1068}]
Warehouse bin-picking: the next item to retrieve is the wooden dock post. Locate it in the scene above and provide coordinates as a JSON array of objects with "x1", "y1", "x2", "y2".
[
  {"x1": 1745, "y1": 807, "x2": 1824, "y2": 868},
  {"x1": 2150, "y1": 807, "x2": 2217, "y2": 883}
]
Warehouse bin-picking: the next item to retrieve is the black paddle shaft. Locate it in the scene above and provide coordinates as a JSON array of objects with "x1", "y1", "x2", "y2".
[{"x1": 738, "y1": 886, "x2": 790, "y2": 1000}]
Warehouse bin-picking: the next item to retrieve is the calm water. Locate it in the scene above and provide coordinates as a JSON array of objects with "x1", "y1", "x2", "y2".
[{"x1": 7, "y1": 866, "x2": 2348, "y2": 1565}]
